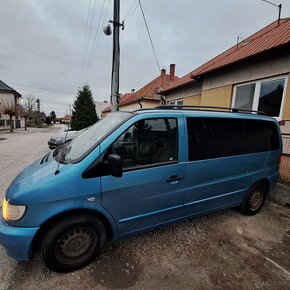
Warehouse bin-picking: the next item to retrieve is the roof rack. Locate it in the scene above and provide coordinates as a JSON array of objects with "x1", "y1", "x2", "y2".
[{"x1": 154, "y1": 105, "x2": 265, "y2": 115}]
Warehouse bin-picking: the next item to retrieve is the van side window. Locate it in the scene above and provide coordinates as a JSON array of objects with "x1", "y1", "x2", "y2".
[
  {"x1": 108, "y1": 118, "x2": 178, "y2": 169},
  {"x1": 187, "y1": 118, "x2": 279, "y2": 161}
]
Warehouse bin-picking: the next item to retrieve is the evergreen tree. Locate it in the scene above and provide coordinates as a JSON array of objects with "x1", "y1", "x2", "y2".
[
  {"x1": 50, "y1": 111, "x2": 56, "y2": 122},
  {"x1": 71, "y1": 85, "x2": 98, "y2": 130},
  {"x1": 45, "y1": 116, "x2": 51, "y2": 125}
]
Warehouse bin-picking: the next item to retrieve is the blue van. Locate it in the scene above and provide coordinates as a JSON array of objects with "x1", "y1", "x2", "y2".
[{"x1": 0, "y1": 107, "x2": 282, "y2": 272}]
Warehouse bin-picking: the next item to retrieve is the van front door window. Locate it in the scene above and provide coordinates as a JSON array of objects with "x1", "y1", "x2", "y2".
[{"x1": 108, "y1": 118, "x2": 178, "y2": 170}]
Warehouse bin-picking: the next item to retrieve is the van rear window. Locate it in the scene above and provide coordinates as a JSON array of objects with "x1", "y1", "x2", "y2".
[{"x1": 187, "y1": 118, "x2": 279, "y2": 161}]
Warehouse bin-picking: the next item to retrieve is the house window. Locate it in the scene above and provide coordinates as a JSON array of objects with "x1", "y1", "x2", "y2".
[
  {"x1": 0, "y1": 120, "x2": 5, "y2": 126},
  {"x1": 168, "y1": 99, "x2": 183, "y2": 106},
  {"x1": 232, "y1": 76, "x2": 288, "y2": 120}
]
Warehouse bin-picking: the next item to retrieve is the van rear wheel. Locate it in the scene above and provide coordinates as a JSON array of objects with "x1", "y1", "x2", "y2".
[
  {"x1": 41, "y1": 215, "x2": 106, "y2": 272},
  {"x1": 239, "y1": 183, "x2": 266, "y2": 215}
]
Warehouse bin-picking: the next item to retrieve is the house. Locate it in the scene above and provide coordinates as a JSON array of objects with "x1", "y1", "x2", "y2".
[
  {"x1": 102, "y1": 64, "x2": 179, "y2": 115},
  {"x1": 61, "y1": 114, "x2": 71, "y2": 125},
  {"x1": 95, "y1": 101, "x2": 109, "y2": 118},
  {"x1": 161, "y1": 18, "x2": 290, "y2": 133},
  {"x1": 0, "y1": 80, "x2": 24, "y2": 129}
]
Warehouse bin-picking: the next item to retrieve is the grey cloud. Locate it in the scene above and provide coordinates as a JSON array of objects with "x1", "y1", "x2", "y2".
[{"x1": 0, "y1": 0, "x2": 289, "y2": 117}]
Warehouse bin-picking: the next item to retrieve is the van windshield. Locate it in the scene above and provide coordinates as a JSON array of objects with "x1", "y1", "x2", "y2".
[{"x1": 60, "y1": 112, "x2": 132, "y2": 163}]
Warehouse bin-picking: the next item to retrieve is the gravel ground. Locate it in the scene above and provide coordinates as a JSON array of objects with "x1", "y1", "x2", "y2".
[
  {"x1": 0, "y1": 125, "x2": 65, "y2": 290},
  {"x1": 0, "y1": 126, "x2": 289, "y2": 290},
  {"x1": 0, "y1": 125, "x2": 65, "y2": 200}
]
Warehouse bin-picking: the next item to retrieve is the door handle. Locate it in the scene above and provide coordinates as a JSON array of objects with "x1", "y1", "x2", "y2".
[{"x1": 166, "y1": 175, "x2": 184, "y2": 183}]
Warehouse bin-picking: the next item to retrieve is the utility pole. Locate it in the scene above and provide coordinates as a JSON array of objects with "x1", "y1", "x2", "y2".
[
  {"x1": 36, "y1": 98, "x2": 41, "y2": 128},
  {"x1": 110, "y1": 0, "x2": 120, "y2": 112}
]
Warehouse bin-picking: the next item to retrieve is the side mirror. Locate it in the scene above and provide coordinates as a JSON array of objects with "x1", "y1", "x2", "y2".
[{"x1": 107, "y1": 154, "x2": 123, "y2": 177}]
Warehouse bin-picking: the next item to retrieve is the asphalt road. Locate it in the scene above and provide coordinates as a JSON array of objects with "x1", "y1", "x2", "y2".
[{"x1": 0, "y1": 126, "x2": 289, "y2": 290}]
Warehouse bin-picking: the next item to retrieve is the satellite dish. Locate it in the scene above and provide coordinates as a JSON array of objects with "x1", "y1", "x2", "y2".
[{"x1": 103, "y1": 24, "x2": 112, "y2": 36}]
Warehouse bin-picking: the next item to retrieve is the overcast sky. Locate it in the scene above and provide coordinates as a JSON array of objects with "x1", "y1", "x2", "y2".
[{"x1": 0, "y1": 0, "x2": 290, "y2": 117}]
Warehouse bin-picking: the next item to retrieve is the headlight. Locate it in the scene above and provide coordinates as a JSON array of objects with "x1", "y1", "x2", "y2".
[{"x1": 2, "y1": 199, "x2": 26, "y2": 221}]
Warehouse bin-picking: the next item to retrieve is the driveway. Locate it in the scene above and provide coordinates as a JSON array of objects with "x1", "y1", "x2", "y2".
[
  {"x1": 0, "y1": 125, "x2": 65, "y2": 200},
  {"x1": 0, "y1": 126, "x2": 289, "y2": 290}
]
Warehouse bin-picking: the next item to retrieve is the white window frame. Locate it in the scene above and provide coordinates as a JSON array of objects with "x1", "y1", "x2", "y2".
[
  {"x1": 167, "y1": 99, "x2": 184, "y2": 105},
  {"x1": 232, "y1": 75, "x2": 288, "y2": 121}
]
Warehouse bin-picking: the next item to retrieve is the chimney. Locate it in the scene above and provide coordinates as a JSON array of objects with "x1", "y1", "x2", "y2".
[
  {"x1": 161, "y1": 68, "x2": 166, "y2": 75},
  {"x1": 169, "y1": 64, "x2": 175, "y2": 81}
]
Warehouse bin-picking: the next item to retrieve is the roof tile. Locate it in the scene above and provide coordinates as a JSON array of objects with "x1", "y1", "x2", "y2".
[{"x1": 103, "y1": 71, "x2": 179, "y2": 113}]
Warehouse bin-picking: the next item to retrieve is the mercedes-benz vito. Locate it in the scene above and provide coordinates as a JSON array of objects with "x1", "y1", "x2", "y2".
[{"x1": 0, "y1": 107, "x2": 282, "y2": 272}]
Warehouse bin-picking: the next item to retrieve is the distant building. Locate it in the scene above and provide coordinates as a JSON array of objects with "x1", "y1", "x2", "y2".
[
  {"x1": 95, "y1": 101, "x2": 109, "y2": 118},
  {"x1": 102, "y1": 64, "x2": 179, "y2": 115},
  {"x1": 61, "y1": 114, "x2": 71, "y2": 125},
  {"x1": 0, "y1": 80, "x2": 24, "y2": 129}
]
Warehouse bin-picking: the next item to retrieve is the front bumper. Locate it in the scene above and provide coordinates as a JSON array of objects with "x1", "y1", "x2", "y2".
[{"x1": 0, "y1": 212, "x2": 39, "y2": 260}]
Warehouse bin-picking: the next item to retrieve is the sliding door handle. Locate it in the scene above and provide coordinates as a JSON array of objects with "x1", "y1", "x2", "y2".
[{"x1": 166, "y1": 175, "x2": 184, "y2": 183}]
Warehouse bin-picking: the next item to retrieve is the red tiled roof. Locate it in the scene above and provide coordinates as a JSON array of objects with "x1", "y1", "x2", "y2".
[
  {"x1": 102, "y1": 105, "x2": 111, "y2": 113},
  {"x1": 62, "y1": 114, "x2": 72, "y2": 120},
  {"x1": 161, "y1": 71, "x2": 194, "y2": 93},
  {"x1": 163, "y1": 18, "x2": 290, "y2": 93},
  {"x1": 102, "y1": 71, "x2": 179, "y2": 113}
]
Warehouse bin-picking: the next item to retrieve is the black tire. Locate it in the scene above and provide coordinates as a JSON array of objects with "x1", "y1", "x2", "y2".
[
  {"x1": 239, "y1": 182, "x2": 267, "y2": 216},
  {"x1": 41, "y1": 215, "x2": 106, "y2": 272}
]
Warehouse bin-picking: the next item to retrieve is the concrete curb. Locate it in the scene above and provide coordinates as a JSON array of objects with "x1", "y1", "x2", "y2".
[{"x1": 268, "y1": 182, "x2": 290, "y2": 207}]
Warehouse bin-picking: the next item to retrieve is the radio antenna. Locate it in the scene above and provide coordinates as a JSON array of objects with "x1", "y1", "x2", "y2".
[{"x1": 55, "y1": 127, "x2": 70, "y2": 175}]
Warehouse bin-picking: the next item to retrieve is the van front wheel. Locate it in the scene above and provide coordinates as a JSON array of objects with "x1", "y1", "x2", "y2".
[
  {"x1": 41, "y1": 215, "x2": 106, "y2": 272},
  {"x1": 239, "y1": 183, "x2": 266, "y2": 215}
]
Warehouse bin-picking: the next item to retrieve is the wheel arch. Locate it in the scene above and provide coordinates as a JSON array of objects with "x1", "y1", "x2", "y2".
[
  {"x1": 254, "y1": 178, "x2": 270, "y2": 194},
  {"x1": 31, "y1": 208, "x2": 115, "y2": 256}
]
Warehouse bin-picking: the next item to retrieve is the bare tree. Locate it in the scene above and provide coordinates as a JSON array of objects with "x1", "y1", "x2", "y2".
[
  {"x1": 23, "y1": 94, "x2": 37, "y2": 117},
  {"x1": 19, "y1": 94, "x2": 38, "y2": 129},
  {"x1": 18, "y1": 105, "x2": 29, "y2": 130},
  {"x1": 0, "y1": 100, "x2": 18, "y2": 133}
]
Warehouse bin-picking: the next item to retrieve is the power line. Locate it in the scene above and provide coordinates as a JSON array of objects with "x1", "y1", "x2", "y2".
[
  {"x1": 261, "y1": 0, "x2": 282, "y2": 24},
  {"x1": 261, "y1": 0, "x2": 280, "y2": 7},
  {"x1": 10, "y1": 83, "x2": 76, "y2": 95},
  {"x1": 123, "y1": 0, "x2": 137, "y2": 22},
  {"x1": 89, "y1": 0, "x2": 111, "y2": 73},
  {"x1": 82, "y1": 0, "x2": 97, "y2": 82},
  {"x1": 84, "y1": 0, "x2": 106, "y2": 82},
  {"x1": 138, "y1": 0, "x2": 161, "y2": 72},
  {"x1": 80, "y1": 0, "x2": 92, "y2": 84},
  {"x1": 125, "y1": 0, "x2": 139, "y2": 25}
]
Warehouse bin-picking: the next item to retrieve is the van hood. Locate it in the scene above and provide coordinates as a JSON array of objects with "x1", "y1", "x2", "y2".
[{"x1": 6, "y1": 152, "x2": 60, "y2": 202}]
